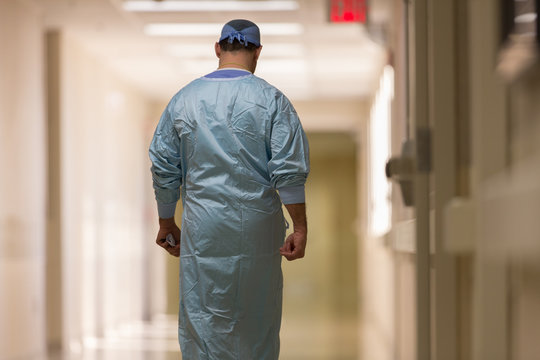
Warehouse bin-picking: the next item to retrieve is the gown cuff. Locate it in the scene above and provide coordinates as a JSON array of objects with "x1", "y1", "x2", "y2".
[
  {"x1": 157, "y1": 201, "x2": 177, "y2": 219},
  {"x1": 278, "y1": 185, "x2": 305, "y2": 204}
]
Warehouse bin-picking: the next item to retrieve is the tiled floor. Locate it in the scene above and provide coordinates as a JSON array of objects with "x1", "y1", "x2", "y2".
[{"x1": 44, "y1": 315, "x2": 359, "y2": 360}]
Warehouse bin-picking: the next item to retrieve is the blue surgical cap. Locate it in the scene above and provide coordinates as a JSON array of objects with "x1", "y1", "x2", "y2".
[{"x1": 219, "y1": 19, "x2": 261, "y2": 47}]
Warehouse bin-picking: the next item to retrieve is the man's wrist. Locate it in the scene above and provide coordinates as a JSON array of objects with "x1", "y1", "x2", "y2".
[
  {"x1": 159, "y1": 217, "x2": 176, "y2": 227},
  {"x1": 284, "y1": 202, "x2": 307, "y2": 235}
]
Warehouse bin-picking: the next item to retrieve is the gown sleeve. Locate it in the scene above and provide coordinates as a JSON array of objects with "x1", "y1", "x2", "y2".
[
  {"x1": 149, "y1": 101, "x2": 182, "y2": 218},
  {"x1": 267, "y1": 93, "x2": 310, "y2": 204}
]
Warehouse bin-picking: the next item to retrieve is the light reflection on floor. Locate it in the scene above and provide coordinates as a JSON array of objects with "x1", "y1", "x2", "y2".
[{"x1": 45, "y1": 315, "x2": 359, "y2": 360}]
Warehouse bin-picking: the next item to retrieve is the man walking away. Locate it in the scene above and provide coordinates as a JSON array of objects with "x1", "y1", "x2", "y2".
[{"x1": 149, "y1": 19, "x2": 310, "y2": 360}]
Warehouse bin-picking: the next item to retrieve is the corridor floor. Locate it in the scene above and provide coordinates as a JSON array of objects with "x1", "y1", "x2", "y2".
[{"x1": 45, "y1": 315, "x2": 359, "y2": 360}]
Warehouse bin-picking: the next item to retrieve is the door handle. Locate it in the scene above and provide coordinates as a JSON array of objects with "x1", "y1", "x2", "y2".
[{"x1": 386, "y1": 139, "x2": 415, "y2": 206}]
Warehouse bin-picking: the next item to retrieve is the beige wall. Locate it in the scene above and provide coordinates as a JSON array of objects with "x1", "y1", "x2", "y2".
[
  {"x1": 505, "y1": 53, "x2": 540, "y2": 360},
  {"x1": 294, "y1": 100, "x2": 367, "y2": 133},
  {"x1": 364, "y1": 0, "x2": 540, "y2": 359},
  {"x1": 48, "y1": 31, "x2": 158, "y2": 350},
  {"x1": 359, "y1": 69, "x2": 397, "y2": 360},
  {"x1": 469, "y1": 1, "x2": 540, "y2": 359},
  {"x1": 282, "y1": 132, "x2": 358, "y2": 317},
  {"x1": 0, "y1": 1, "x2": 47, "y2": 359},
  {"x1": 280, "y1": 131, "x2": 360, "y2": 359},
  {"x1": 145, "y1": 103, "x2": 172, "y2": 317}
]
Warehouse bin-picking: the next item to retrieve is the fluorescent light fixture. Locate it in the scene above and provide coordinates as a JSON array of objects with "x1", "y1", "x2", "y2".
[
  {"x1": 259, "y1": 23, "x2": 304, "y2": 36},
  {"x1": 515, "y1": 12, "x2": 537, "y2": 24},
  {"x1": 123, "y1": 1, "x2": 299, "y2": 12},
  {"x1": 145, "y1": 23, "x2": 303, "y2": 37},
  {"x1": 369, "y1": 65, "x2": 394, "y2": 238},
  {"x1": 146, "y1": 23, "x2": 221, "y2": 37}
]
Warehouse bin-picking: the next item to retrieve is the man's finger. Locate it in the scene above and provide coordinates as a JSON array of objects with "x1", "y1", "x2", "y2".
[
  {"x1": 157, "y1": 238, "x2": 176, "y2": 256},
  {"x1": 281, "y1": 248, "x2": 300, "y2": 261},
  {"x1": 282, "y1": 253, "x2": 294, "y2": 261},
  {"x1": 169, "y1": 244, "x2": 181, "y2": 257},
  {"x1": 285, "y1": 253, "x2": 299, "y2": 261},
  {"x1": 287, "y1": 238, "x2": 294, "y2": 251},
  {"x1": 291, "y1": 246, "x2": 305, "y2": 260},
  {"x1": 156, "y1": 238, "x2": 167, "y2": 248}
]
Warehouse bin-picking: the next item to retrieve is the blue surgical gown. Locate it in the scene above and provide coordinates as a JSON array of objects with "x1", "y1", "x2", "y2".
[{"x1": 149, "y1": 68, "x2": 310, "y2": 360}]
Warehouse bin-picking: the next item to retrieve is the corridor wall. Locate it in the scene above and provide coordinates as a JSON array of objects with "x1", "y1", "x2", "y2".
[
  {"x1": 363, "y1": 0, "x2": 540, "y2": 359},
  {"x1": 0, "y1": 1, "x2": 47, "y2": 359},
  {"x1": 469, "y1": 1, "x2": 540, "y2": 358},
  {"x1": 47, "y1": 31, "x2": 156, "y2": 352},
  {"x1": 359, "y1": 66, "x2": 399, "y2": 360}
]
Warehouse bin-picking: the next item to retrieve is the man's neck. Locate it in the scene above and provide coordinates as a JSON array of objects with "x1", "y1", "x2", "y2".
[
  {"x1": 218, "y1": 55, "x2": 253, "y2": 73},
  {"x1": 218, "y1": 62, "x2": 251, "y2": 72}
]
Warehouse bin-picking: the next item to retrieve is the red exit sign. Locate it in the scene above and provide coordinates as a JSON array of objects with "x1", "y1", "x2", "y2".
[{"x1": 330, "y1": 0, "x2": 367, "y2": 23}]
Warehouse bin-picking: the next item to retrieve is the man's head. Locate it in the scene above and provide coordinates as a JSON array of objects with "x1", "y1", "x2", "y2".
[
  {"x1": 215, "y1": 19, "x2": 263, "y2": 73},
  {"x1": 219, "y1": 19, "x2": 261, "y2": 50}
]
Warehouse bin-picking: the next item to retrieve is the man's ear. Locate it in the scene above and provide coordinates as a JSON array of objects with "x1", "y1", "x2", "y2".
[
  {"x1": 254, "y1": 46, "x2": 262, "y2": 61},
  {"x1": 215, "y1": 42, "x2": 221, "y2": 58}
]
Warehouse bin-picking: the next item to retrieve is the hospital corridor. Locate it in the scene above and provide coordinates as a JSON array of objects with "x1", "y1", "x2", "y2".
[{"x1": 2, "y1": 0, "x2": 540, "y2": 359}]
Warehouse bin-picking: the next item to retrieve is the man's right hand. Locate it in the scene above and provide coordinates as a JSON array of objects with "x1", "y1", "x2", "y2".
[{"x1": 156, "y1": 217, "x2": 181, "y2": 257}]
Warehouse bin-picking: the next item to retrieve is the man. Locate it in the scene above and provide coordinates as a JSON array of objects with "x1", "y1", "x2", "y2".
[{"x1": 149, "y1": 19, "x2": 310, "y2": 359}]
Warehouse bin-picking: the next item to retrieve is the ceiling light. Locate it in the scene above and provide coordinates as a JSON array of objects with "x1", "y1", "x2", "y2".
[
  {"x1": 123, "y1": 1, "x2": 299, "y2": 12},
  {"x1": 144, "y1": 23, "x2": 303, "y2": 37}
]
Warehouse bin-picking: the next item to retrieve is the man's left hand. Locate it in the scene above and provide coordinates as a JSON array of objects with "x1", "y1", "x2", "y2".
[{"x1": 279, "y1": 229, "x2": 307, "y2": 261}]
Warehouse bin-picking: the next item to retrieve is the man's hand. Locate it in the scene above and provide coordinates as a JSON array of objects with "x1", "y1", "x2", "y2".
[
  {"x1": 280, "y1": 229, "x2": 307, "y2": 261},
  {"x1": 280, "y1": 203, "x2": 308, "y2": 261},
  {"x1": 156, "y1": 217, "x2": 181, "y2": 257}
]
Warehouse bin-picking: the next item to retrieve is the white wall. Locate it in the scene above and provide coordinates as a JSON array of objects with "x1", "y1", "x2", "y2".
[
  {"x1": 53, "y1": 31, "x2": 158, "y2": 350},
  {"x1": 0, "y1": 1, "x2": 47, "y2": 359},
  {"x1": 359, "y1": 67, "x2": 398, "y2": 360}
]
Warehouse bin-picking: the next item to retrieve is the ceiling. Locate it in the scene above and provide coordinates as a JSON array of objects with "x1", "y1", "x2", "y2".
[{"x1": 37, "y1": 0, "x2": 387, "y2": 103}]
